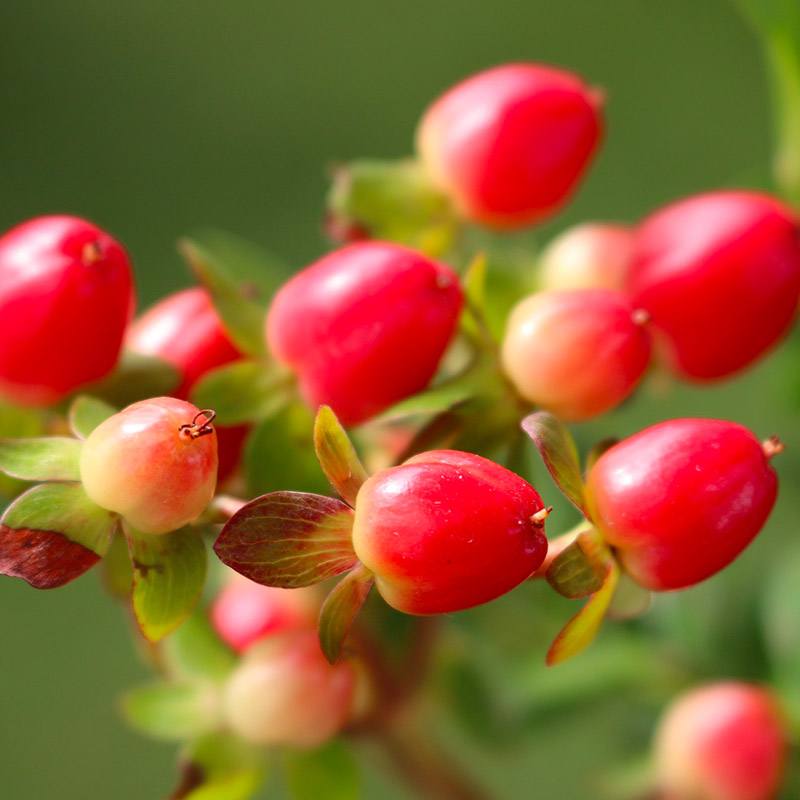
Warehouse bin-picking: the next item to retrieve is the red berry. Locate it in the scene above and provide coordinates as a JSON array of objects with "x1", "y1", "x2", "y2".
[
  {"x1": 223, "y1": 630, "x2": 355, "y2": 748},
  {"x1": 80, "y1": 397, "x2": 218, "y2": 534},
  {"x1": 629, "y1": 191, "x2": 800, "y2": 380},
  {"x1": 539, "y1": 222, "x2": 634, "y2": 292},
  {"x1": 211, "y1": 572, "x2": 319, "y2": 653},
  {"x1": 655, "y1": 682, "x2": 787, "y2": 800},
  {"x1": 266, "y1": 242, "x2": 463, "y2": 426},
  {"x1": 416, "y1": 63, "x2": 603, "y2": 229},
  {"x1": 586, "y1": 419, "x2": 778, "y2": 591},
  {"x1": 352, "y1": 450, "x2": 548, "y2": 614},
  {"x1": 0, "y1": 215, "x2": 135, "y2": 406},
  {"x1": 128, "y1": 287, "x2": 247, "y2": 481},
  {"x1": 501, "y1": 289, "x2": 651, "y2": 420}
]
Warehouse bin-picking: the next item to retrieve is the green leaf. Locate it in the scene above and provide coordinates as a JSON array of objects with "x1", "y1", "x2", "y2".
[
  {"x1": 313, "y1": 406, "x2": 368, "y2": 506},
  {"x1": 461, "y1": 252, "x2": 497, "y2": 349},
  {"x1": 86, "y1": 350, "x2": 180, "y2": 406},
  {"x1": 0, "y1": 482, "x2": 116, "y2": 588},
  {"x1": 545, "y1": 530, "x2": 609, "y2": 599},
  {"x1": 122, "y1": 681, "x2": 219, "y2": 741},
  {"x1": 318, "y1": 563, "x2": 373, "y2": 663},
  {"x1": 176, "y1": 733, "x2": 264, "y2": 800},
  {"x1": 0, "y1": 401, "x2": 47, "y2": 499},
  {"x1": 100, "y1": 528, "x2": 134, "y2": 599},
  {"x1": 214, "y1": 492, "x2": 357, "y2": 588},
  {"x1": 69, "y1": 395, "x2": 117, "y2": 439},
  {"x1": 191, "y1": 360, "x2": 293, "y2": 426},
  {"x1": 284, "y1": 740, "x2": 360, "y2": 800},
  {"x1": 163, "y1": 609, "x2": 237, "y2": 683},
  {"x1": 521, "y1": 411, "x2": 588, "y2": 516},
  {"x1": 179, "y1": 232, "x2": 286, "y2": 358},
  {"x1": 607, "y1": 572, "x2": 652, "y2": 621},
  {"x1": 375, "y1": 375, "x2": 479, "y2": 424},
  {"x1": 584, "y1": 437, "x2": 619, "y2": 473},
  {"x1": 546, "y1": 560, "x2": 620, "y2": 666},
  {"x1": 126, "y1": 527, "x2": 208, "y2": 642},
  {"x1": 0, "y1": 437, "x2": 82, "y2": 482}
]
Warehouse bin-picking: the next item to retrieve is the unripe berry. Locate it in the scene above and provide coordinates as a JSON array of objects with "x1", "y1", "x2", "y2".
[
  {"x1": 0, "y1": 215, "x2": 135, "y2": 406},
  {"x1": 80, "y1": 397, "x2": 218, "y2": 534},
  {"x1": 352, "y1": 450, "x2": 548, "y2": 614},
  {"x1": 211, "y1": 572, "x2": 319, "y2": 653},
  {"x1": 502, "y1": 289, "x2": 651, "y2": 420},
  {"x1": 654, "y1": 682, "x2": 787, "y2": 800},
  {"x1": 586, "y1": 419, "x2": 779, "y2": 591},
  {"x1": 416, "y1": 63, "x2": 603, "y2": 229},
  {"x1": 266, "y1": 242, "x2": 463, "y2": 426},
  {"x1": 128, "y1": 287, "x2": 247, "y2": 481},
  {"x1": 223, "y1": 630, "x2": 355, "y2": 748},
  {"x1": 629, "y1": 191, "x2": 800, "y2": 380},
  {"x1": 538, "y1": 223, "x2": 633, "y2": 292}
]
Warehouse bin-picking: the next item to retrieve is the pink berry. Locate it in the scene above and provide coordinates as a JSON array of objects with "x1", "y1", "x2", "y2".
[
  {"x1": 655, "y1": 682, "x2": 787, "y2": 800},
  {"x1": 0, "y1": 215, "x2": 135, "y2": 406},
  {"x1": 80, "y1": 397, "x2": 218, "y2": 535},
  {"x1": 501, "y1": 289, "x2": 651, "y2": 420},
  {"x1": 211, "y1": 572, "x2": 319, "y2": 653},
  {"x1": 266, "y1": 242, "x2": 463, "y2": 426},
  {"x1": 539, "y1": 223, "x2": 634, "y2": 292},
  {"x1": 416, "y1": 63, "x2": 603, "y2": 229},
  {"x1": 352, "y1": 450, "x2": 548, "y2": 614},
  {"x1": 128, "y1": 287, "x2": 247, "y2": 481},
  {"x1": 586, "y1": 419, "x2": 779, "y2": 591},
  {"x1": 223, "y1": 630, "x2": 355, "y2": 748},
  {"x1": 629, "y1": 191, "x2": 800, "y2": 381}
]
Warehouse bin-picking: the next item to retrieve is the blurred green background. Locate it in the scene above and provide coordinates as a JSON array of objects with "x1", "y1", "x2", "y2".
[{"x1": 1, "y1": 1, "x2": 798, "y2": 798}]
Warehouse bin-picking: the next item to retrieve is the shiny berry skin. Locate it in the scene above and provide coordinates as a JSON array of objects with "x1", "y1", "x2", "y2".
[
  {"x1": 211, "y1": 573, "x2": 319, "y2": 653},
  {"x1": 266, "y1": 242, "x2": 463, "y2": 426},
  {"x1": 501, "y1": 289, "x2": 651, "y2": 421},
  {"x1": 586, "y1": 419, "x2": 778, "y2": 591},
  {"x1": 629, "y1": 191, "x2": 800, "y2": 381},
  {"x1": 655, "y1": 683, "x2": 787, "y2": 800},
  {"x1": 539, "y1": 222, "x2": 633, "y2": 292},
  {"x1": 128, "y1": 287, "x2": 247, "y2": 481},
  {"x1": 223, "y1": 630, "x2": 355, "y2": 748},
  {"x1": 352, "y1": 450, "x2": 548, "y2": 614},
  {"x1": 80, "y1": 397, "x2": 218, "y2": 535},
  {"x1": 416, "y1": 63, "x2": 603, "y2": 229},
  {"x1": 0, "y1": 215, "x2": 135, "y2": 406}
]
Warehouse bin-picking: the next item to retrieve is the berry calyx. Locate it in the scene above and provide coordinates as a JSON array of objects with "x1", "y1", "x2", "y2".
[
  {"x1": 501, "y1": 289, "x2": 652, "y2": 420},
  {"x1": 351, "y1": 449, "x2": 548, "y2": 614},
  {"x1": 585, "y1": 419, "x2": 779, "y2": 590},
  {"x1": 266, "y1": 242, "x2": 463, "y2": 426},
  {"x1": 0, "y1": 215, "x2": 135, "y2": 406},
  {"x1": 416, "y1": 63, "x2": 603, "y2": 229},
  {"x1": 222, "y1": 630, "x2": 355, "y2": 748},
  {"x1": 629, "y1": 190, "x2": 800, "y2": 381},
  {"x1": 80, "y1": 397, "x2": 218, "y2": 535},
  {"x1": 654, "y1": 682, "x2": 787, "y2": 800}
]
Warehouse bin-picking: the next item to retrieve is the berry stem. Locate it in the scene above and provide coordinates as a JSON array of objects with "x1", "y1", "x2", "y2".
[{"x1": 762, "y1": 435, "x2": 785, "y2": 459}]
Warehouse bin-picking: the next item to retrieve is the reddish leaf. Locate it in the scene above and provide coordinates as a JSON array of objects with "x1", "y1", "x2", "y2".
[
  {"x1": 318, "y1": 563, "x2": 373, "y2": 663},
  {"x1": 214, "y1": 491, "x2": 357, "y2": 588}
]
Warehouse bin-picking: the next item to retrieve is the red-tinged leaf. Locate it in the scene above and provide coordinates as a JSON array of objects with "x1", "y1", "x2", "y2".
[
  {"x1": 546, "y1": 560, "x2": 620, "y2": 666},
  {"x1": 318, "y1": 563, "x2": 373, "y2": 663},
  {"x1": 313, "y1": 406, "x2": 368, "y2": 506},
  {"x1": 0, "y1": 482, "x2": 117, "y2": 588},
  {"x1": 521, "y1": 412, "x2": 587, "y2": 516},
  {"x1": 545, "y1": 529, "x2": 610, "y2": 599},
  {"x1": 214, "y1": 491, "x2": 357, "y2": 588}
]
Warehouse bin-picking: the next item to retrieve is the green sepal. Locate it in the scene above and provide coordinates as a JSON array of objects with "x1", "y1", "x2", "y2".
[
  {"x1": 162, "y1": 608, "x2": 237, "y2": 683},
  {"x1": 85, "y1": 350, "x2": 180, "y2": 406},
  {"x1": 313, "y1": 406, "x2": 368, "y2": 507},
  {"x1": 0, "y1": 437, "x2": 82, "y2": 482},
  {"x1": 69, "y1": 394, "x2": 117, "y2": 439},
  {"x1": 318, "y1": 563, "x2": 373, "y2": 663},
  {"x1": 284, "y1": 740, "x2": 360, "y2": 800},
  {"x1": 545, "y1": 529, "x2": 609, "y2": 599}
]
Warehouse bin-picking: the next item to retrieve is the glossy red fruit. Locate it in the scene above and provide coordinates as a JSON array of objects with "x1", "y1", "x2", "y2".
[
  {"x1": 211, "y1": 572, "x2": 319, "y2": 653},
  {"x1": 586, "y1": 419, "x2": 779, "y2": 591},
  {"x1": 80, "y1": 397, "x2": 218, "y2": 534},
  {"x1": 655, "y1": 682, "x2": 787, "y2": 800},
  {"x1": 539, "y1": 222, "x2": 633, "y2": 291},
  {"x1": 128, "y1": 287, "x2": 247, "y2": 481},
  {"x1": 223, "y1": 630, "x2": 355, "y2": 748},
  {"x1": 0, "y1": 215, "x2": 135, "y2": 406},
  {"x1": 501, "y1": 289, "x2": 651, "y2": 420},
  {"x1": 416, "y1": 63, "x2": 603, "y2": 229},
  {"x1": 629, "y1": 191, "x2": 800, "y2": 381},
  {"x1": 266, "y1": 242, "x2": 463, "y2": 426},
  {"x1": 352, "y1": 450, "x2": 548, "y2": 614}
]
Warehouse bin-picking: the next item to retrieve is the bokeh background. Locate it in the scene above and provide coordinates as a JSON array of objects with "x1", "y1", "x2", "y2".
[{"x1": 1, "y1": 1, "x2": 798, "y2": 798}]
